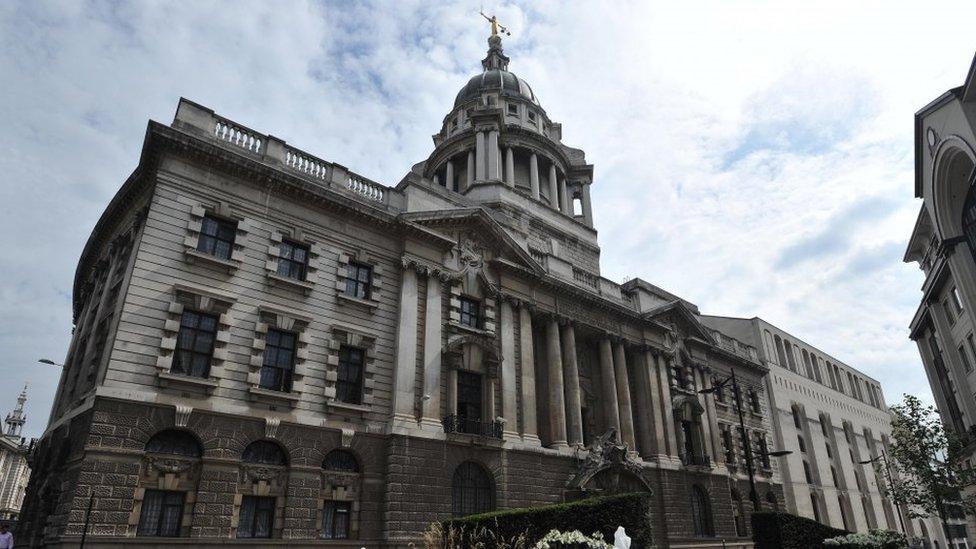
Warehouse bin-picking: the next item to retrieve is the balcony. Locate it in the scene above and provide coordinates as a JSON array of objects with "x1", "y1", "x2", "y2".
[
  {"x1": 680, "y1": 452, "x2": 712, "y2": 467},
  {"x1": 442, "y1": 414, "x2": 503, "y2": 439}
]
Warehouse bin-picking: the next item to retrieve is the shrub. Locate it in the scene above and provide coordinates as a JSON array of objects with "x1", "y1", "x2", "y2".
[
  {"x1": 752, "y1": 512, "x2": 849, "y2": 549},
  {"x1": 440, "y1": 493, "x2": 652, "y2": 548},
  {"x1": 823, "y1": 529, "x2": 908, "y2": 548}
]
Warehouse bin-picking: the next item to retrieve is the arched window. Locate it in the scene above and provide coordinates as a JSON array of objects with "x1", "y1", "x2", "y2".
[
  {"x1": 322, "y1": 450, "x2": 359, "y2": 473},
  {"x1": 452, "y1": 462, "x2": 494, "y2": 517},
  {"x1": 242, "y1": 440, "x2": 287, "y2": 466},
  {"x1": 964, "y1": 185, "x2": 976, "y2": 264},
  {"x1": 691, "y1": 485, "x2": 714, "y2": 537},
  {"x1": 145, "y1": 430, "x2": 202, "y2": 457}
]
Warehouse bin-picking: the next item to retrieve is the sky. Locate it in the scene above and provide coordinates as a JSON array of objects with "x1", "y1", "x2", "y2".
[{"x1": 1, "y1": 0, "x2": 974, "y2": 439}]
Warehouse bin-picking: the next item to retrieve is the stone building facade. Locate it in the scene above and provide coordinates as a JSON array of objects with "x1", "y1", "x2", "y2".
[
  {"x1": 17, "y1": 35, "x2": 781, "y2": 548},
  {"x1": 0, "y1": 386, "x2": 32, "y2": 522},
  {"x1": 700, "y1": 317, "x2": 917, "y2": 538},
  {"x1": 905, "y1": 52, "x2": 976, "y2": 548}
]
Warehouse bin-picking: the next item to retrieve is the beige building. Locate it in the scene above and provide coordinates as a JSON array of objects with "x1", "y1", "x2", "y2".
[
  {"x1": 0, "y1": 385, "x2": 31, "y2": 522},
  {"x1": 905, "y1": 52, "x2": 976, "y2": 548},
  {"x1": 18, "y1": 33, "x2": 781, "y2": 548},
  {"x1": 700, "y1": 316, "x2": 941, "y2": 541}
]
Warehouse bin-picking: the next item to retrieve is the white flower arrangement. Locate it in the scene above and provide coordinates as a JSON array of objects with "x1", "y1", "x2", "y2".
[{"x1": 532, "y1": 529, "x2": 613, "y2": 549}]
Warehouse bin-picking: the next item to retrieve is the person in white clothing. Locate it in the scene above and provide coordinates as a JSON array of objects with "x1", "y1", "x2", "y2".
[{"x1": 0, "y1": 522, "x2": 13, "y2": 549}]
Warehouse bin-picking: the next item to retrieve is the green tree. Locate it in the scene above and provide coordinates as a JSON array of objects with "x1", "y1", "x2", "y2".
[{"x1": 885, "y1": 394, "x2": 976, "y2": 532}]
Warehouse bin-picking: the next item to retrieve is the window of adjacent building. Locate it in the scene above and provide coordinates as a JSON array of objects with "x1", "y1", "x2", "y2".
[
  {"x1": 803, "y1": 461, "x2": 813, "y2": 484},
  {"x1": 276, "y1": 240, "x2": 309, "y2": 281},
  {"x1": 171, "y1": 310, "x2": 218, "y2": 378},
  {"x1": 336, "y1": 346, "x2": 365, "y2": 405},
  {"x1": 344, "y1": 262, "x2": 372, "y2": 300},
  {"x1": 959, "y1": 346, "x2": 974, "y2": 374},
  {"x1": 197, "y1": 214, "x2": 236, "y2": 260},
  {"x1": 452, "y1": 461, "x2": 494, "y2": 517},
  {"x1": 831, "y1": 466, "x2": 839, "y2": 487},
  {"x1": 793, "y1": 411, "x2": 802, "y2": 430},
  {"x1": 321, "y1": 500, "x2": 351, "y2": 539},
  {"x1": 825, "y1": 441, "x2": 832, "y2": 459},
  {"x1": 237, "y1": 495, "x2": 275, "y2": 539},
  {"x1": 691, "y1": 486, "x2": 715, "y2": 537},
  {"x1": 951, "y1": 287, "x2": 965, "y2": 315},
  {"x1": 137, "y1": 489, "x2": 184, "y2": 537},
  {"x1": 797, "y1": 434, "x2": 806, "y2": 453},
  {"x1": 821, "y1": 418, "x2": 830, "y2": 437},
  {"x1": 459, "y1": 296, "x2": 482, "y2": 328},
  {"x1": 260, "y1": 329, "x2": 296, "y2": 392},
  {"x1": 456, "y1": 370, "x2": 483, "y2": 433}
]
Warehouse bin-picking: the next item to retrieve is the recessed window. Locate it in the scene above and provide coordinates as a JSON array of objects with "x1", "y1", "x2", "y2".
[
  {"x1": 336, "y1": 346, "x2": 365, "y2": 405},
  {"x1": 172, "y1": 311, "x2": 218, "y2": 378},
  {"x1": 959, "y1": 346, "x2": 974, "y2": 373},
  {"x1": 825, "y1": 442, "x2": 833, "y2": 459},
  {"x1": 713, "y1": 379, "x2": 724, "y2": 403},
  {"x1": 145, "y1": 430, "x2": 202, "y2": 457},
  {"x1": 260, "y1": 329, "x2": 296, "y2": 392},
  {"x1": 457, "y1": 370, "x2": 483, "y2": 434},
  {"x1": 459, "y1": 296, "x2": 482, "y2": 328},
  {"x1": 944, "y1": 298, "x2": 956, "y2": 325},
  {"x1": 138, "y1": 489, "x2": 184, "y2": 537},
  {"x1": 507, "y1": 103, "x2": 518, "y2": 116},
  {"x1": 345, "y1": 262, "x2": 372, "y2": 300},
  {"x1": 831, "y1": 466, "x2": 839, "y2": 487},
  {"x1": 691, "y1": 486, "x2": 714, "y2": 537},
  {"x1": 242, "y1": 440, "x2": 287, "y2": 466},
  {"x1": 321, "y1": 501, "x2": 351, "y2": 539},
  {"x1": 276, "y1": 240, "x2": 309, "y2": 281},
  {"x1": 803, "y1": 461, "x2": 813, "y2": 484},
  {"x1": 757, "y1": 435, "x2": 770, "y2": 468},
  {"x1": 952, "y1": 287, "x2": 965, "y2": 315},
  {"x1": 527, "y1": 110, "x2": 537, "y2": 124},
  {"x1": 793, "y1": 411, "x2": 802, "y2": 430},
  {"x1": 197, "y1": 214, "x2": 236, "y2": 260},
  {"x1": 797, "y1": 435, "x2": 806, "y2": 453},
  {"x1": 721, "y1": 428, "x2": 734, "y2": 464},
  {"x1": 452, "y1": 461, "x2": 494, "y2": 517},
  {"x1": 237, "y1": 495, "x2": 275, "y2": 539},
  {"x1": 749, "y1": 389, "x2": 762, "y2": 413},
  {"x1": 323, "y1": 450, "x2": 359, "y2": 473}
]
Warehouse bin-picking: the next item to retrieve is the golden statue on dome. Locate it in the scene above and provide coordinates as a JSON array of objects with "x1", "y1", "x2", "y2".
[{"x1": 480, "y1": 11, "x2": 511, "y2": 37}]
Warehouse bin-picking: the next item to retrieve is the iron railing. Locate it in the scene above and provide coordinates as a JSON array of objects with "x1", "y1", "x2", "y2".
[
  {"x1": 680, "y1": 452, "x2": 711, "y2": 467},
  {"x1": 442, "y1": 414, "x2": 503, "y2": 439}
]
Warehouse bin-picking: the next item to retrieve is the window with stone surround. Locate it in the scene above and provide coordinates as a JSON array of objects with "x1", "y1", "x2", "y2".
[
  {"x1": 183, "y1": 202, "x2": 251, "y2": 270},
  {"x1": 265, "y1": 228, "x2": 322, "y2": 293},
  {"x1": 452, "y1": 461, "x2": 494, "y2": 517},
  {"x1": 749, "y1": 388, "x2": 762, "y2": 414},
  {"x1": 459, "y1": 296, "x2": 482, "y2": 328},
  {"x1": 320, "y1": 450, "x2": 361, "y2": 540},
  {"x1": 236, "y1": 440, "x2": 288, "y2": 539},
  {"x1": 324, "y1": 326, "x2": 377, "y2": 410},
  {"x1": 237, "y1": 496, "x2": 275, "y2": 539},
  {"x1": 137, "y1": 489, "x2": 185, "y2": 537},
  {"x1": 156, "y1": 285, "x2": 234, "y2": 391},
  {"x1": 721, "y1": 425, "x2": 734, "y2": 465},
  {"x1": 128, "y1": 429, "x2": 201, "y2": 538},
  {"x1": 691, "y1": 485, "x2": 714, "y2": 537},
  {"x1": 248, "y1": 307, "x2": 311, "y2": 405},
  {"x1": 277, "y1": 240, "x2": 309, "y2": 280},
  {"x1": 335, "y1": 251, "x2": 383, "y2": 308}
]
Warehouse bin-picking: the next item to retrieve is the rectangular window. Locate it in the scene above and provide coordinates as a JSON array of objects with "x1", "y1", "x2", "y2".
[
  {"x1": 344, "y1": 262, "x2": 372, "y2": 300},
  {"x1": 321, "y1": 501, "x2": 351, "y2": 539},
  {"x1": 960, "y1": 345, "x2": 974, "y2": 373},
  {"x1": 456, "y1": 370, "x2": 483, "y2": 434},
  {"x1": 171, "y1": 310, "x2": 218, "y2": 378},
  {"x1": 798, "y1": 435, "x2": 806, "y2": 453},
  {"x1": 803, "y1": 461, "x2": 813, "y2": 484},
  {"x1": 749, "y1": 389, "x2": 762, "y2": 413},
  {"x1": 831, "y1": 466, "x2": 839, "y2": 487},
  {"x1": 967, "y1": 335, "x2": 976, "y2": 371},
  {"x1": 197, "y1": 214, "x2": 236, "y2": 260},
  {"x1": 137, "y1": 489, "x2": 184, "y2": 537},
  {"x1": 507, "y1": 103, "x2": 518, "y2": 116},
  {"x1": 757, "y1": 434, "x2": 770, "y2": 468},
  {"x1": 459, "y1": 296, "x2": 482, "y2": 329},
  {"x1": 825, "y1": 442, "x2": 833, "y2": 459},
  {"x1": 722, "y1": 428, "x2": 734, "y2": 464},
  {"x1": 276, "y1": 240, "x2": 309, "y2": 281},
  {"x1": 944, "y1": 298, "x2": 956, "y2": 325},
  {"x1": 527, "y1": 110, "x2": 537, "y2": 124},
  {"x1": 260, "y1": 329, "x2": 296, "y2": 392},
  {"x1": 793, "y1": 412, "x2": 802, "y2": 430},
  {"x1": 713, "y1": 380, "x2": 724, "y2": 403},
  {"x1": 237, "y1": 495, "x2": 275, "y2": 538},
  {"x1": 336, "y1": 346, "x2": 365, "y2": 405},
  {"x1": 952, "y1": 287, "x2": 965, "y2": 315}
]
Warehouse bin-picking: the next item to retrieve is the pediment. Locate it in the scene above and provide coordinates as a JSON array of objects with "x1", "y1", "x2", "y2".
[
  {"x1": 642, "y1": 300, "x2": 715, "y2": 345},
  {"x1": 400, "y1": 208, "x2": 545, "y2": 276}
]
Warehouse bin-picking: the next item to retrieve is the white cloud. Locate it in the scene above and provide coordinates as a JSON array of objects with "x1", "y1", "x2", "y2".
[{"x1": 1, "y1": 0, "x2": 974, "y2": 437}]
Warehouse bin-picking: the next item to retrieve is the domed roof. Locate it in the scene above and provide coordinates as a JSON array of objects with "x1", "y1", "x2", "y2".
[{"x1": 454, "y1": 69, "x2": 540, "y2": 107}]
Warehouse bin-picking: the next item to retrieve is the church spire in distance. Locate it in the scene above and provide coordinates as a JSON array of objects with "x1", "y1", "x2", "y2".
[
  {"x1": 479, "y1": 11, "x2": 511, "y2": 71},
  {"x1": 5, "y1": 383, "x2": 27, "y2": 437}
]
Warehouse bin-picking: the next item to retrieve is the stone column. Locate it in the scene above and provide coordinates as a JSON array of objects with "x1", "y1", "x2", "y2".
[
  {"x1": 420, "y1": 274, "x2": 443, "y2": 431},
  {"x1": 548, "y1": 164, "x2": 559, "y2": 208},
  {"x1": 475, "y1": 131, "x2": 486, "y2": 181},
  {"x1": 519, "y1": 306, "x2": 541, "y2": 445},
  {"x1": 632, "y1": 347, "x2": 655, "y2": 459},
  {"x1": 530, "y1": 153, "x2": 540, "y2": 200},
  {"x1": 465, "y1": 150, "x2": 474, "y2": 192},
  {"x1": 698, "y1": 369, "x2": 722, "y2": 465},
  {"x1": 613, "y1": 340, "x2": 636, "y2": 450},
  {"x1": 561, "y1": 322, "x2": 584, "y2": 447},
  {"x1": 581, "y1": 182, "x2": 594, "y2": 226},
  {"x1": 546, "y1": 316, "x2": 568, "y2": 450},
  {"x1": 643, "y1": 349, "x2": 668, "y2": 459},
  {"x1": 559, "y1": 178, "x2": 569, "y2": 214},
  {"x1": 392, "y1": 265, "x2": 419, "y2": 429},
  {"x1": 655, "y1": 354, "x2": 678, "y2": 458},
  {"x1": 599, "y1": 336, "x2": 621, "y2": 435},
  {"x1": 487, "y1": 130, "x2": 500, "y2": 180},
  {"x1": 505, "y1": 147, "x2": 515, "y2": 187},
  {"x1": 500, "y1": 299, "x2": 519, "y2": 439},
  {"x1": 445, "y1": 160, "x2": 454, "y2": 192}
]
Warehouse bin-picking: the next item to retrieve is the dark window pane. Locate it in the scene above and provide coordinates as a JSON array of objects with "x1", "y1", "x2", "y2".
[
  {"x1": 145, "y1": 430, "x2": 201, "y2": 457},
  {"x1": 197, "y1": 215, "x2": 236, "y2": 260},
  {"x1": 459, "y1": 296, "x2": 482, "y2": 328},
  {"x1": 171, "y1": 310, "x2": 218, "y2": 379},
  {"x1": 344, "y1": 263, "x2": 372, "y2": 299},
  {"x1": 337, "y1": 346, "x2": 365, "y2": 404},
  {"x1": 323, "y1": 450, "x2": 359, "y2": 473},
  {"x1": 238, "y1": 496, "x2": 275, "y2": 538},
  {"x1": 261, "y1": 329, "x2": 295, "y2": 392},
  {"x1": 242, "y1": 440, "x2": 287, "y2": 465},
  {"x1": 276, "y1": 241, "x2": 309, "y2": 281},
  {"x1": 138, "y1": 489, "x2": 184, "y2": 537},
  {"x1": 322, "y1": 501, "x2": 351, "y2": 539},
  {"x1": 452, "y1": 462, "x2": 494, "y2": 517}
]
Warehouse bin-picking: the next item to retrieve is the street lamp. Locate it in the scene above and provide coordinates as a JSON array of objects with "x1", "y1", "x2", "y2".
[
  {"x1": 38, "y1": 358, "x2": 63, "y2": 367},
  {"x1": 700, "y1": 366, "x2": 763, "y2": 510},
  {"x1": 859, "y1": 451, "x2": 908, "y2": 535}
]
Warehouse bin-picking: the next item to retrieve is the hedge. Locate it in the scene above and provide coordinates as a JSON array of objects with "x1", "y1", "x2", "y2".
[
  {"x1": 442, "y1": 492, "x2": 653, "y2": 548},
  {"x1": 752, "y1": 512, "x2": 850, "y2": 549}
]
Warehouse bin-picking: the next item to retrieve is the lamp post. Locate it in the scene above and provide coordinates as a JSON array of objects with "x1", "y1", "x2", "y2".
[
  {"x1": 859, "y1": 451, "x2": 908, "y2": 536},
  {"x1": 38, "y1": 358, "x2": 64, "y2": 367}
]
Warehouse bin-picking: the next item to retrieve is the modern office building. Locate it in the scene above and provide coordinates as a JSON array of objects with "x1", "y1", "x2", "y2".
[
  {"x1": 16, "y1": 32, "x2": 782, "y2": 548},
  {"x1": 905, "y1": 51, "x2": 976, "y2": 549}
]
